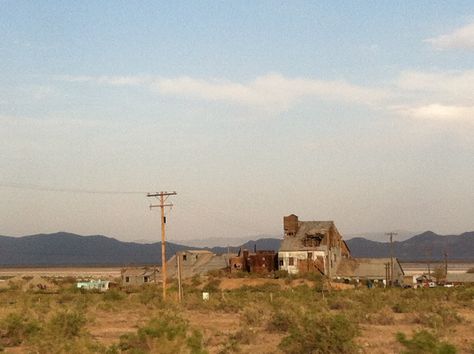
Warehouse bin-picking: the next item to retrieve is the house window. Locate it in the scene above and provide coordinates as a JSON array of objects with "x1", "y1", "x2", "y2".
[
  {"x1": 279, "y1": 259, "x2": 284, "y2": 267},
  {"x1": 183, "y1": 254, "x2": 187, "y2": 261},
  {"x1": 307, "y1": 252, "x2": 313, "y2": 259},
  {"x1": 289, "y1": 257, "x2": 294, "y2": 266},
  {"x1": 144, "y1": 276, "x2": 149, "y2": 283},
  {"x1": 125, "y1": 277, "x2": 130, "y2": 283}
]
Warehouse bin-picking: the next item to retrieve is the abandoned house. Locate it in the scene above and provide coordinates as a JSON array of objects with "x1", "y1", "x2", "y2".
[
  {"x1": 121, "y1": 267, "x2": 159, "y2": 286},
  {"x1": 230, "y1": 249, "x2": 278, "y2": 273},
  {"x1": 278, "y1": 214, "x2": 351, "y2": 275},
  {"x1": 168, "y1": 250, "x2": 230, "y2": 279}
]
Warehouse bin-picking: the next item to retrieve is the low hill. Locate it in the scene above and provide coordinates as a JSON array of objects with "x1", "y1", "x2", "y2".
[
  {"x1": 346, "y1": 231, "x2": 474, "y2": 261},
  {"x1": 0, "y1": 230, "x2": 472, "y2": 266},
  {"x1": 0, "y1": 232, "x2": 283, "y2": 267},
  {"x1": 0, "y1": 232, "x2": 192, "y2": 266}
]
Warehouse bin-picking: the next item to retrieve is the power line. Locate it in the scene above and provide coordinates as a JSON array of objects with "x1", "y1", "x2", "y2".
[{"x1": 0, "y1": 182, "x2": 146, "y2": 195}]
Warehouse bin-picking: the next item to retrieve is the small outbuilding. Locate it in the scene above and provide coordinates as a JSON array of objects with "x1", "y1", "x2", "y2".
[
  {"x1": 121, "y1": 267, "x2": 159, "y2": 286},
  {"x1": 337, "y1": 257, "x2": 405, "y2": 286}
]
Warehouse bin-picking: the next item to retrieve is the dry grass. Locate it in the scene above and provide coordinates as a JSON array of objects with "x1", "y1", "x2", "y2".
[{"x1": 0, "y1": 273, "x2": 473, "y2": 353}]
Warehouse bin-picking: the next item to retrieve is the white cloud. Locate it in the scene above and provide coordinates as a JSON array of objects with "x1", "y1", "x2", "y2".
[
  {"x1": 396, "y1": 70, "x2": 474, "y2": 105},
  {"x1": 425, "y1": 22, "x2": 474, "y2": 50},
  {"x1": 400, "y1": 104, "x2": 474, "y2": 122},
  {"x1": 59, "y1": 73, "x2": 388, "y2": 112},
  {"x1": 59, "y1": 71, "x2": 474, "y2": 125}
]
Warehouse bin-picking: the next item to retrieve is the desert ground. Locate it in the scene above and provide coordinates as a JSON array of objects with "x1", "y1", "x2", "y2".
[{"x1": 0, "y1": 268, "x2": 473, "y2": 353}]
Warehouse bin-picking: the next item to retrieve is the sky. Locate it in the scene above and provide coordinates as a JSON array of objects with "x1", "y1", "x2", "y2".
[{"x1": 1, "y1": 1, "x2": 474, "y2": 243}]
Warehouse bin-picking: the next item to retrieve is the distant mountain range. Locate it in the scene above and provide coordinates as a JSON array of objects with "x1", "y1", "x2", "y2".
[
  {"x1": 0, "y1": 232, "x2": 281, "y2": 266},
  {"x1": 0, "y1": 231, "x2": 472, "y2": 266},
  {"x1": 346, "y1": 231, "x2": 474, "y2": 261}
]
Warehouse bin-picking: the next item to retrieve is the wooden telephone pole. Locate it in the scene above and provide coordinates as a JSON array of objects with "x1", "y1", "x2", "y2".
[
  {"x1": 147, "y1": 191, "x2": 177, "y2": 300},
  {"x1": 385, "y1": 232, "x2": 397, "y2": 287}
]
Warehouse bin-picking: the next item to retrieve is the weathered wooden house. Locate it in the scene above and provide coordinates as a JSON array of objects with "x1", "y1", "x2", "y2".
[
  {"x1": 121, "y1": 267, "x2": 159, "y2": 286},
  {"x1": 278, "y1": 214, "x2": 351, "y2": 275},
  {"x1": 168, "y1": 250, "x2": 230, "y2": 279}
]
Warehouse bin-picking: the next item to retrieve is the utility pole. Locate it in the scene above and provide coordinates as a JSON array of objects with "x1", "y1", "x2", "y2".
[
  {"x1": 385, "y1": 232, "x2": 397, "y2": 287},
  {"x1": 444, "y1": 251, "x2": 448, "y2": 278},
  {"x1": 177, "y1": 252, "x2": 183, "y2": 302},
  {"x1": 147, "y1": 191, "x2": 177, "y2": 300}
]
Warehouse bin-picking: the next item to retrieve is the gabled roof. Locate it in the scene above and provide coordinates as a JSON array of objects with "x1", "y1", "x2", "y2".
[
  {"x1": 337, "y1": 258, "x2": 405, "y2": 278},
  {"x1": 121, "y1": 268, "x2": 158, "y2": 277},
  {"x1": 183, "y1": 250, "x2": 213, "y2": 254},
  {"x1": 280, "y1": 221, "x2": 334, "y2": 251}
]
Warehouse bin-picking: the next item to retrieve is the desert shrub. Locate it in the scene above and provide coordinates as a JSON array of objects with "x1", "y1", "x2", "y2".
[
  {"x1": 191, "y1": 275, "x2": 202, "y2": 287},
  {"x1": 0, "y1": 313, "x2": 40, "y2": 346},
  {"x1": 327, "y1": 296, "x2": 354, "y2": 310},
  {"x1": 267, "y1": 309, "x2": 297, "y2": 333},
  {"x1": 202, "y1": 278, "x2": 221, "y2": 293},
  {"x1": 279, "y1": 313, "x2": 358, "y2": 354},
  {"x1": 136, "y1": 285, "x2": 162, "y2": 306},
  {"x1": 393, "y1": 302, "x2": 410, "y2": 313},
  {"x1": 118, "y1": 313, "x2": 206, "y2": 354},
  {"x1": 367, "y1": 306, "x2": 395, "y2": 325},
  {"x1": 455, "y1": 287, "x2": 474, "y2": 302},
  {"x1": 240, "y1": 303, "x2": 270, "y2": 327},
  {"x1": 413, "y1": 307, "x2": 462, "y2": 331},
  {"x1": 103, "y1": 289, "x2": 125, "y2": 302},
  {"x1": 274, "y1": 270, "x2": 289, "y2": 279},
  {"x1": 230, "y1": 327, "x2": 256, "y2": 345},
  {"x1": 207, "y1": 269, "x2": 225, "y2": 278},
  {"x1": 396, "y1": 330, "x2": 457, "y2": 354},
  {"x1": 48, "y1": 310, "x2": 86, "y2": 338}
]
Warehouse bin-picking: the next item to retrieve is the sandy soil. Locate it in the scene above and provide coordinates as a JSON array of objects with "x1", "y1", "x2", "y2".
[{"x1": 0, "y1": 267, "x2": 122, "y2": 279}]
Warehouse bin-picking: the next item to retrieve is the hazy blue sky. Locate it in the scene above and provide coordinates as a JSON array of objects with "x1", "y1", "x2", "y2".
[{"x1": 1, "y1": 1, "x2": 473, "y2": 242}]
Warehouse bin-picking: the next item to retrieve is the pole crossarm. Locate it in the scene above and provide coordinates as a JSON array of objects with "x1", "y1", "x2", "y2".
[
  {"x1": 150, "y1": 204, "x2": 173, "y2": 208},
  {"x1": 147, "y1": 192, "x2": 177, "y2": 197}
]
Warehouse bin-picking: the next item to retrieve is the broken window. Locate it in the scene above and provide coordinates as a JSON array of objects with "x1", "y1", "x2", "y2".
[
  {"x1": 289, "y1": 257, "x2": 294, "y2": 266},
  {"x1": 144, "y1": 276, "x2": 149, "y2": 283},
  {"x1": 125, "y1": 277, "x2": 130, "y2": 283},
  {"x1": 307, "y1": 252, "x2": 313, "y2": 259},
  {"x1": 303, "y1": 233, "x2": 324, "y2": 248},
  {"x1": 279, "y1": 259, "x2": 284, "y2": 267},
  {"x1": 183, "y1": 254, "x2": 187, "y2": 261}
]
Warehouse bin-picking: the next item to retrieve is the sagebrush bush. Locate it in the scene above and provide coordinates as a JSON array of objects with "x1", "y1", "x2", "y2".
[
  {"x1": 413, "y1": 307, "x2": 462, "y2": 331},
  {"x1": 48, "y1": 310, "x2": 86, "y2": 338},
  {"x1": 266, "y1": 309, "x2": 296, "y2": 332},
  {"x1": 118, "y1": 312, "x2": 207, "y2": 354},
  {"x1": 103, "y1": 289, "x2": 125, "y2": 302},
  {"x1": 396, "y1": 330, "x2": 457, "y2": 354},
  {"x1": 279, "y1": 313, "x2": 358, "y2": 354},
  {"x1": 0, "y1": 312, "x2": 40, "y2": 346}
]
